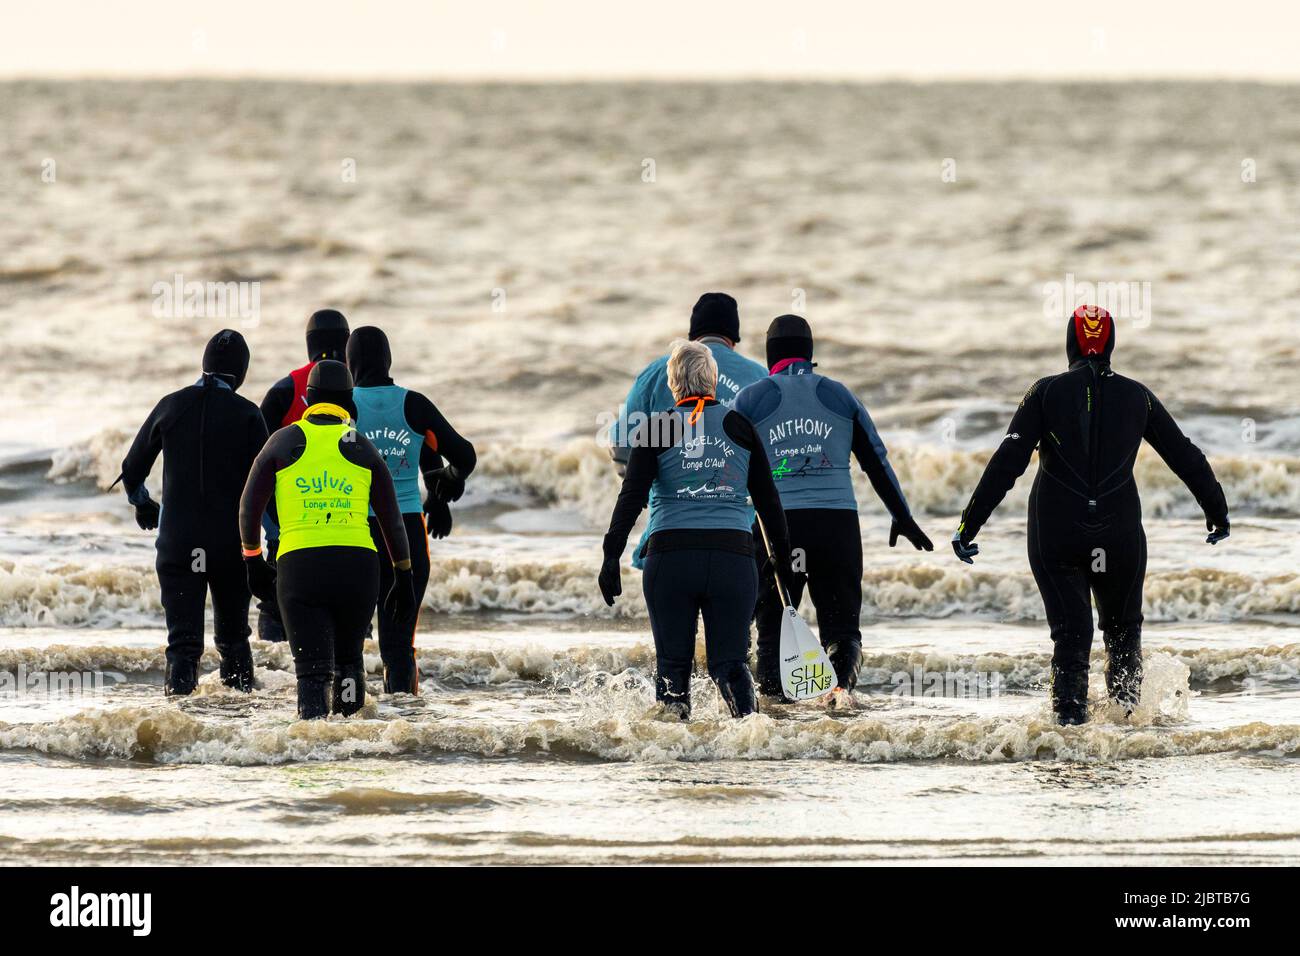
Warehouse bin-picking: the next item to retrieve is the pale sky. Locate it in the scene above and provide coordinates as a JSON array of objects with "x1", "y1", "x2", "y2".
[{"x1": 5, "y1": 0, "x2": 1298, "y2": 81}]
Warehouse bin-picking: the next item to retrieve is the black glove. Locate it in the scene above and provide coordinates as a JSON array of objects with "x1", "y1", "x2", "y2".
[
  {"x1": 426, "y1": 466, "x2": 466, "y2": 504},
  {"x1": 384, "y1": 565, "x2": 417, "y2": 627},
  {"x1": 1205, "y1": 513, "x2": 1230, "y2": 545},
  {"x1": 244, "y1": 554, "x2": 278, "y2": 604},
  {"x1": 951, "y1": 532, "x2": 979, "y2": 565},
  {"x1": 598, "y1": 556, "x2": 622, "y2": 607},
  {"x1": 424, "y1": 497, "x2": 453, "y2": 539},
  {"x1": 132, "y1": 495, "x2": 161, "y2": 531},
  {"x1": 762, "y1": 541, "x2": 805, "y2": 605},
  {"x1": 890, "y1": 516, "x2": 934, "y2": 551}
]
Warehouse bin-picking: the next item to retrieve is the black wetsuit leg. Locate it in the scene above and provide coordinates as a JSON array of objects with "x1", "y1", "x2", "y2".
[
  {"x1": 754, "y1": 509, "x2": 863, "y2": 694},
  {"x1": 156, "y1": 551, "x2": 252, "y2": 694},
  {"x1": 156, "y1": 553, "x2": 207, "y2": 695},
  {"x1": 278, "y1": 546, "x2": 380, "y2": 719},
  {"x1": 644, "y1": 548, "x2": 756, "y2": 717},
  {"x1": 208, "y1": 554, "x2": 254, "y2": 691},
  {"x1": 1091, "y1": 523, "x2": 1146, "y2": 710},
  {"x1": 1027, "y1": 519, "x2": 1093, "y2": 722},
  {"x1": 698, "y1": 549, "x2": 758, "y2": 716},
  {"x1": 802, "y1": 511, "x2": 863, "y2": 691},
  {"x1": 642, "y1": 550, "x2": 701, "y2": 714},
  {"x1": 370, "y1": 513, "x2": 429, "y2": 694}
]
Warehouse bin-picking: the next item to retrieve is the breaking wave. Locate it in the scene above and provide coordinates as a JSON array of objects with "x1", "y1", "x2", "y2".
[
  {"x1": 0, "y1": 639, "x2": 1295, "y2": 691},
  {"x1": 0, "y1": 560, "x2": 160, "y2": 628},
  {"x1": 476, "y1": 439, "x2": 1300, "y2": 520},
  {"x1": 44, "y1": 429, "x2": 1300, "y2": 521},
  {"x1": 4, "y1": 554, "x2": 1297, "y2": 626},
  {"x1": 1, "y1": 699, "x2": 1295, "y2": 767},
  {"x1": 46, "y1": 428, "x2": 133, "y2": 489}
]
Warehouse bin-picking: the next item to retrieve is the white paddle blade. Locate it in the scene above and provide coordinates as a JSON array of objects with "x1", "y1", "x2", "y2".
[{"x1": 778, "y1": 606, "x2": 836, "y2": 701}]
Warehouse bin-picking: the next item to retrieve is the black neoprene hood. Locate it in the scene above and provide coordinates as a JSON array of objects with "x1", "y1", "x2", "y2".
[{"x1": 306, "y1": 309, "x2": 350, "y2": 362}]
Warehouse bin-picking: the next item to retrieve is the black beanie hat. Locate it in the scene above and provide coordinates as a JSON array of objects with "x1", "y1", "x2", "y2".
[
  {"x1": 305, "y1": 359, "x2": 356, "y2": 417},
  {"x1": 345, "y1": 326, "x2": 392, "y2": 387},
  {"x1": 1065, "y1": 305, "x2": 1116, "y2": 365},
  {"x1": 765, "y1": 314, "x2": 814, "y2": 367},
  {"x1": 305, "y1": 309, "x2": 350, "y2": 362},
  {"x1": 202, "y1": 329, "x2": 250, "y2": 390},
  {"x1": 688, "y1": 293, "x2": 741, "y2": 343}
]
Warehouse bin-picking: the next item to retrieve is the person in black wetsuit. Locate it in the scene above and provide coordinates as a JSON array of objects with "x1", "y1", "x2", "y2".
[
  {"x1": 734, "y1": 315, "x2": 933, "y2": 706},
  {"x1": 952, "y1": 306, "x2": 1231, "y2": 725},
  {"x1": 255, "y1": 309, "x2": 350, "y2": 643},
  {"x1": 600, "y1": 340, "x2": 793, "y2": 719},
  {"x1": 118, "y1": 330, "x2": 269, "y2": 696},
  {"x1": 346, "y1": 326, "x2": 477, "y2": 693},
  {"x1": 239, "y1": 361, "x2": 415, "y2": 719},
  {"x1": 260, "y1": 309, "x2": 352, "y2": 431}
]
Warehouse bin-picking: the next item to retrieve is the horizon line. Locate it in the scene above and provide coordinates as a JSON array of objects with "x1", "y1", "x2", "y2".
[{"x1": 5, "y1": 72, "x2": 1299, "y2": 85}]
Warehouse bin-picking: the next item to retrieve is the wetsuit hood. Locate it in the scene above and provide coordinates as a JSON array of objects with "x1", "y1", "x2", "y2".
[
  {"x1": 766, "y1": 313, "x2": 814, "y2": 368},
  {"x1": 202, "y1": 329, "x2": 250, "y2": 390},
  {"x1": 306, "y1": 309, "x2": 350, "y2": 362},
  {"x1": 305, "y1": 359, "x2": 356, "y2": 418},
  {"x1": 689, "y1": 293, "x2": 741, "y2": 344},
  {"x1": 1066, "y1": 305, "x2": 1115, "y2": 367},
  {"x1": 345, "y1": 326, "x2": 393, "y2": 387}
]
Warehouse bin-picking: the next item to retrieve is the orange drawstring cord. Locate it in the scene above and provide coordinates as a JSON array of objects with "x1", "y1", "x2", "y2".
[{"x1": 675, "y1": 395, "x2": 713, "y2": 425}]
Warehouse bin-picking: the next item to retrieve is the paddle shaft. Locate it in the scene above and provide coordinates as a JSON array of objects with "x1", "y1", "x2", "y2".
[{"x1": 754, "y1": 512, "x2": 791, "y2": 608}]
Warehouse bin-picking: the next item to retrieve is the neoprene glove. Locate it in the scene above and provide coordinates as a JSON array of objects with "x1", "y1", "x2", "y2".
[
  {"x1": 760, "y1": 541, "x2": 805, "y2": 604},
  {"x1": 1205, "y1": 514, "x2": 1230, "y2": 545},
  {"x1": 598, "y1": 556, "x2": 622, "y2": 607},
  {"x1": 133, "y1": 495, "x2": 161, "y2": 531},
  {"x1": 776, "y1": 542, "x2": 803, "y2": 593},
  {"x1": 890, "y1": 516, "x2": 934, "y2": 551},
  {"x1": 1203, "y1": 482, "x2": 1230, "y2": 545},
  {"x1": 951, "y1": 532, "x2": 979, "y2": 565},
  {"x1": 424, "y1": 497, "x2": 453, "y2": 539},
  {"x1": 426, "y1": 466, "x2": 466, "y2": 504},
  {"x1": 384, "y1": 565, "x2": 417, "y2": 626},
  {"x1": 244, "y1": 554, "x2": 278, "y2": 604}
]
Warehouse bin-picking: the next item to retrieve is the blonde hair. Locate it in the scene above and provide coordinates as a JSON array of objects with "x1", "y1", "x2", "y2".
[{"x1": 666, "y1": 339, "x2": 718, "y2": 402}]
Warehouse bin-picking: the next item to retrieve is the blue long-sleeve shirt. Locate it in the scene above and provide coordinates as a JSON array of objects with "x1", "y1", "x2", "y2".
[
  {"x1": 608, "y1": 340, "x2": 766, "y2": 566},
  {"x1": 734, "y1": 359, "x2": 911, "y2": 518}
]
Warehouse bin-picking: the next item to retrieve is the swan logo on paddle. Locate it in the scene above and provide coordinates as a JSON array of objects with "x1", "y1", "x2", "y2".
[
  {"x1": 784, "y1": 647, "x2": 834, "y2": 698},
  {"x1": 779, "y1": 607, "x2": 836, "y2": 701}
]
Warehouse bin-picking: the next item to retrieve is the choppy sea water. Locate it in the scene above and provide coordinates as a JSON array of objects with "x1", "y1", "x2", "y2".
[{"x1": 0, "y1": 80, "x2": 1297, "y2": 864}]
